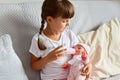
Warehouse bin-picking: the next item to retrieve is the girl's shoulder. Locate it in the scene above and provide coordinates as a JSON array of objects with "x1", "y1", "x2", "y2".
[
  {"x1": 32, "y1": 33, "x2": 44, "y2": 41},
  {"x1": 32, "y1": 33, "x2": 39, "y2": 40},
  {"x1": 63, "y1": 29, "x2": 79, "y2": 46}
]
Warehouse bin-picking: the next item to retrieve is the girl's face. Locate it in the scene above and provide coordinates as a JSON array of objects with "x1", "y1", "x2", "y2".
[{"x1": 47, "y1": 16, "x2": 70, "y2": 33}]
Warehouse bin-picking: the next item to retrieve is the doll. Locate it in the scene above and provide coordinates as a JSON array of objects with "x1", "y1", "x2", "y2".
[{"x1": 62, "y1": 43, "x2": 90, "y2": 80}]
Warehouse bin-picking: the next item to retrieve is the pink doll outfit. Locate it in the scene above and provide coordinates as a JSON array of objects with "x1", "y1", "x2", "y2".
[{"x1": 67, "y1": 43, "x2": 90, "y2": 80}]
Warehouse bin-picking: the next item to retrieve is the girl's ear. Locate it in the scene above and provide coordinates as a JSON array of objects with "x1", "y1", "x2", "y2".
[{"x1": 46, "y1": 16, "x2": 53, "y2": 23}]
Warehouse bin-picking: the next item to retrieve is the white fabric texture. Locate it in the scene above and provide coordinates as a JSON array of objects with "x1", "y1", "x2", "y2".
[
  {"x1": 77, "y1": 18, "x2": 120, "y2": 79},
  {"x1": 0, "y1": 34, "x2": 28, "y2": 80}
]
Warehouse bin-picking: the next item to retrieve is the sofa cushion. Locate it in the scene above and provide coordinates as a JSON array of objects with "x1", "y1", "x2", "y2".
[
  {"x1": 77, "y1": 18, "x2": 120, "y2": 79},
  {"x1": 0, "y1": 34, "x2": 28, "y2": 80}
]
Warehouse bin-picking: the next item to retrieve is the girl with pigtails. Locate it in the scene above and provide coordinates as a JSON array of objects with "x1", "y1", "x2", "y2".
[{"x1": 29, "y1": 0, "x2": 92, "y2": 80}]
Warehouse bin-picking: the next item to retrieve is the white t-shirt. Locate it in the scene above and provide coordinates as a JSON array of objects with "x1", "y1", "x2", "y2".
[{"x1": 29, "y1": 30, "x2": 79, "y2": 80}]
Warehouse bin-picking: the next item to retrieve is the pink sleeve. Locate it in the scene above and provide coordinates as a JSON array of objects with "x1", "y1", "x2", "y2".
[{"x1": 81, "y1": 56, "x2": 89, "y2": 64}]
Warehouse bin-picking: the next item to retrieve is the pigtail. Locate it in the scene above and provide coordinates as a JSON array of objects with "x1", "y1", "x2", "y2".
[
  {"x1": 38, "y1": 19, "x2": 46, "y2": 50},
  {"x1": 39, "y1": 20, "x2": 45, "y2": 34}
]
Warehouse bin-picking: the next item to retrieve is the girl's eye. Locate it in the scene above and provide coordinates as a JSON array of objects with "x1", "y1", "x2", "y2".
[
  {"x1": 62, "y1": 19, "x2": 69, "y2": 23},
  {"x1": 62, "y1": 21, "x2": 66, "y2": 23}
]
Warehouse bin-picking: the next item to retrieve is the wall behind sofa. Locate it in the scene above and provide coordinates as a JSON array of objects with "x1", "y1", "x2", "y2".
[{"x1": 0, "y1": 0, "x2": 41, "y2": 3}]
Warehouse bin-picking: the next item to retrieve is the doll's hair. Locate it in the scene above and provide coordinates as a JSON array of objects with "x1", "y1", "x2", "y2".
[{"x1": 38, "y1": 0, "x2": 74, "y2": 50}]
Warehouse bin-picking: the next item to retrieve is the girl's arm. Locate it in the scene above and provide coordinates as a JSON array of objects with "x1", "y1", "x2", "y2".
[
  {"x1": 30, "y1": 45, "x2": 67, "y2": 70},
  {"x1": 31, "y1": 54, "x2": 50, "y2": 70}
]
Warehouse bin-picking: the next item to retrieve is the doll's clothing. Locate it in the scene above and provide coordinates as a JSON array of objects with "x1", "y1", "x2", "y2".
[{"x1": 67, "y1": 43, "x2": 90, "y2": 80}]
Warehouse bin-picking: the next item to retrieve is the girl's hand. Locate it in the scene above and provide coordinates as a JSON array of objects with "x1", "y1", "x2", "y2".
[
  {"x1": 81, "y1": 62, "x2": 92, "y2": 76},
  {"x1": 46, "y1": 45, "x2": 67, "y2": 62}
]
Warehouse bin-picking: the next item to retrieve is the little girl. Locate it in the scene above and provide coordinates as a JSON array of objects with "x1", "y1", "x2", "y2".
[{"x1": 29, "y1": 0, "x2": 92, "y2": 80}]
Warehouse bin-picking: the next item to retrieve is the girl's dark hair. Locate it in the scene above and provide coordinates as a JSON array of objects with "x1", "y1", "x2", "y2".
[
  {"x1": 38, "y1": 0, "x2": 74, "y2": 50},
  {"x1": 40, "y1": 0, "x2": 74, "y2": 34}
]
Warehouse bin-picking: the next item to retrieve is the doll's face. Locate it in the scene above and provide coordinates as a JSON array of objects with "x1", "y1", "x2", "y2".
[{"x1": 74, "y1": 44, "x2": 86, "y2": 55}]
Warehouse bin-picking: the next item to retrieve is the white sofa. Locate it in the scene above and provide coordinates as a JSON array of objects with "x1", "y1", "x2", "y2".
[{"x1": 0, "y1": 1, "x2": 120, "y2": 80}]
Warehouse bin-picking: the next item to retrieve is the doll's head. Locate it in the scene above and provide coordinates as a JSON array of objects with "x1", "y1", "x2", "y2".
[{"x1": 74, "y1": 43, "x2": 90, "y2": 56}]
